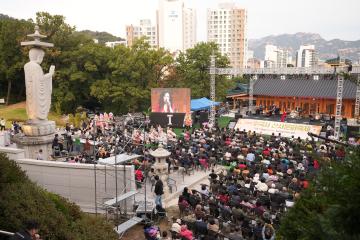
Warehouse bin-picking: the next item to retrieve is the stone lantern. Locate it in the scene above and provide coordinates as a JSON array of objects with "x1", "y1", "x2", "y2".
[{"x1": 150, "y1": 144, "x2": 171, "y2": 199}]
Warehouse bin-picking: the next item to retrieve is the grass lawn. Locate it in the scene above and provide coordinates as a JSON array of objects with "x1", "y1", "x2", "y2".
[
  {"x1": 218, "y1": 116, "x2": 233, "y2": 129},
  {"x1": 0, "y1": 102, "x2": 65, "y2": 128},
  {"x1": 172, "y1": 116, "x2": 233, "y2": 137}
]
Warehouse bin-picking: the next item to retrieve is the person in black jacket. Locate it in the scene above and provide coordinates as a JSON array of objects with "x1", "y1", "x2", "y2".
[
  {"x1": 154, "y1": 175, "x2": 164, "y2": 208},
  {"x1": 10, "y1": 220, "x2": 40, "y2": 240}
]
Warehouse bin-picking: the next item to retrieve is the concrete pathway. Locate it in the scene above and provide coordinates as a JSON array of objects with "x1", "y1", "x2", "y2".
[{"x1": 135, "y1": 165, "x2": 224, "y2": 207}]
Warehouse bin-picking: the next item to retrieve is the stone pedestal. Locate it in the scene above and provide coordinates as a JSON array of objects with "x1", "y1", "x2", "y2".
[
  {"x1": 21, "y1": 120, "x2": 56, "y2": 136},
  {"x1": 13, "y1": 120, "x2": 55, "y2": 160}
]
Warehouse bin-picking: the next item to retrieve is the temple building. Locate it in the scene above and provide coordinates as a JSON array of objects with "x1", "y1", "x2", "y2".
[{"x1": 227, "y1": 75, "x2": 357, "y2": 118}]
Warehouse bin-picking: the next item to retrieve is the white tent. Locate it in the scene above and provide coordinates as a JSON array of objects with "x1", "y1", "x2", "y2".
[{"x1": 97, "y1": 153, "x2": 141, "y2": 165}]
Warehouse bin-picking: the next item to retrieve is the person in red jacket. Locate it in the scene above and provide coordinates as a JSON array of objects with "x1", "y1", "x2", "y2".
[
  {"x1": 135, "y1": 169, "x2": 143, "y2": 182},
  {"x1": 179, "y1": 225, "x2": 193, "y2": 240},
  {"x1": 313, "y1": 159, "x2": 320, "y2": 170},
  {"x1": 281, "y1": 111, "x2": 287, "y2": 122}
]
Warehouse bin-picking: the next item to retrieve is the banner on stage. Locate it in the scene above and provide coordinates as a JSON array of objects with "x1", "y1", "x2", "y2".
[{"x1": 235, "y1": 119, "x2": 322, "y2": 139}]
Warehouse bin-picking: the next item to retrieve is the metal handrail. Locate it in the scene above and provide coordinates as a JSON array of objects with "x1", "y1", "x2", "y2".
[
  {"x1": 101, "y1": 179, "x2": 138, "y2": 204},
  {"x1": 0, "y1": 230, "x2": 14, "y2": 236}
]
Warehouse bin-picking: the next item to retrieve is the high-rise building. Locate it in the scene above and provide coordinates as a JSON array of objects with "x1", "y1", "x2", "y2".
[
  {"x1": 296, "y1": 45, "x2": 318, "y2": 67},
  {"x1": 275, "y1": 49, "x2": 290, "y2": 68},
  {"x1": 245, "y1": 50, "x2": 254, "y2": 67},
  {"x1": 183, "y1": 7, "x2": 197, "y2": 51},
  {"x1": 264, "y1": 44, "x2": 278, "y2": 63},
  {"x1": 264, "y1": 44, "x2": 290, "y2": 68},
  {"x1": 207, "y1": 2, "x2": 247, "y2": 68},
  {"x1": 247, "y1": 58, "x2": 261, "y2": 69},
  {"x1": 157, "y1": 0, "x2": 196, "y2": 53},
  {"x1": 126, "y1": 19, "x2": 158, "y2": 48}
]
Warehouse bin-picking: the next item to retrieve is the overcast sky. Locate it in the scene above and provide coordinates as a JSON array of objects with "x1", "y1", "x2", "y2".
[{"x1": 1, "y1": 0, "x2": 359, "y2": 41}]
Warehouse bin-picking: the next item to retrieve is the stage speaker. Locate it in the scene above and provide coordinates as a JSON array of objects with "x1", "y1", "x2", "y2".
[
  {"x1": 235, "y1": 113, "x2": 243, "y2": 119},
  {"x1": 199, "y1": 112, "x2": 209, "y2": 125}
]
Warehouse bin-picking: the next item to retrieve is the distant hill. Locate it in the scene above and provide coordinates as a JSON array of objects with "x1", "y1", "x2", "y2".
[
  {"x1": 0, "y1": 13, "x2": 13, "y2": 20},
  {"x1": 249, "y1": 32, "x2": 360, "y2": 61},
  {"x1": 0, "y1": 13, "x2": 124, "y2": 44},
  {"x1": 76, "y1": 30, "x2": 124, "y2": 44}
]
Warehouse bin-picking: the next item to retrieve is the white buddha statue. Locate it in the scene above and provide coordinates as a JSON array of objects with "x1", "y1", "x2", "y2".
[{"x1": 24, "y1": 48, "x2": 55, "y2": 121}]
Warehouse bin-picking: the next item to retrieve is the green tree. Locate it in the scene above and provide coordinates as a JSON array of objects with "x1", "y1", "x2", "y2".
[
  {"x1": 75, "y1": 30, "x2": 124, "y2": 45},
  {"x1": 68, "y1": 114, "x2": 74, "y2": 126},
  {"x1": 0, "y1": 18, "x2": 33, "y2": 104},
  {"x1": 34, "y1": 12, "x2": 100, "y2": 113},
  {"x1": 232, "y1": 75, "x2": 249, "y2": 84},
  {"x1": 91, "y1": 38, "x2": 173, "y2": 114},
  {"x1": 170, "y1": 42, "x2": 233, "y2": 100},
  {"x1": 278, "y1": 148, "x2": 360, "y2": 240},
  {"x1": 53, "y1": 42, "x2": 112, "y2": 113},
  {"x1": 35, "y1": 12, "x2": 75, "y2": 52}
]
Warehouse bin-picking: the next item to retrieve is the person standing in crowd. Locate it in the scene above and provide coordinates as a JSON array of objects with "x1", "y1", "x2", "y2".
[
  {"x1": 52, "y1": 134, "x2": 59, "y2": 149},
  {"x1": 12, "y1": 121, "x2": 20, "y2": 134},
  {"x1": 0, "y1": 117, "x2": 5, "y2": 131},
  {"x1": 36, "y1": 149, "x2": 44, "y2": 160},
  {"x1": 66, "y1": 133, "x2": 73, "y2": 153},
  {"x1": 281, "y1": 111, "x2": 287, "y2": 122},
  {"x1": 84, "y1": 138, "x2": 91, "y2": 154},
  {"x1": 74, "y1": 135, "x2": 81, "y2": 153},
  {"x1": 154, "y1": 175, "x2": 164, "y2": 208},
  {"x1": 10, "y1": 220, "x2": 41, "y2": 240}
]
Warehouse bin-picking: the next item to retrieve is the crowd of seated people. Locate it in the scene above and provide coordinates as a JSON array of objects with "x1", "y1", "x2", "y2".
[
  {"x1": 164, "y1": 129, "x2": 343, "y2": 240},
  {"x1": 140, "y1": 123, "x2": 346, "y2": 240},
  {"x1": 49, "y1": 113, "x2": 350, "y2": 240}
]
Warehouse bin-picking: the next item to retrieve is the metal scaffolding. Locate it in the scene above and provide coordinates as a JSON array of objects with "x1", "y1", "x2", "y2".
[
  {"x1": 209, "y1": 53, "x2": 216, "y2": 126},
  {"x1": 334, "y1": 74, "x2": 345, "y2": 140},
  {"x1": 355, "y1": 74, "x2": 360, "y2": 118},
  {"x1": 248, "y1": 75, "x2": 257, "y2": 114},
  {"x1": 216, "y1": 66, "x2": 360, "y2": 75}
]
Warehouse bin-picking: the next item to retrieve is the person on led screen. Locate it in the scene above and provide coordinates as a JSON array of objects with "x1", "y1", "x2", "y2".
[{"x1": 158, "y1": 91, "x2": 174, "y2": 113}]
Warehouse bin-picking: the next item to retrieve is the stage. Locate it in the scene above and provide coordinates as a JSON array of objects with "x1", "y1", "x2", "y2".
[
  {"x1": 227, "y1": 112, "x2": 326, "y2": 139},
  {"x1": 243, "y1": 114, "x2": 325, "y2": 126}
]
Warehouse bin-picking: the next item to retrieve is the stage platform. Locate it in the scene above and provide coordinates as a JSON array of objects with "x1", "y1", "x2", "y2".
[
  {"x1": 243, "y1": 115, "x2": 325, "y2": 126},
  {"x1": 224, "y1": 108, "x2": 328, "y2": 126}
]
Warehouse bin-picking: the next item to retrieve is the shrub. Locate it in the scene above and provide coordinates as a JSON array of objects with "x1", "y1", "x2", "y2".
[
  {"x1": 278, "y1": 148, "x2": 360, "y2": 240},
  {"x1": 0, "y1": 153, "x2": 118, "y2": 240}
]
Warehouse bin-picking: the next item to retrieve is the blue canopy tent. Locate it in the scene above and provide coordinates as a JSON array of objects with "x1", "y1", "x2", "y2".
[{"x1": 190, "y1": 97, "x2": 221, "y2": 111}]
